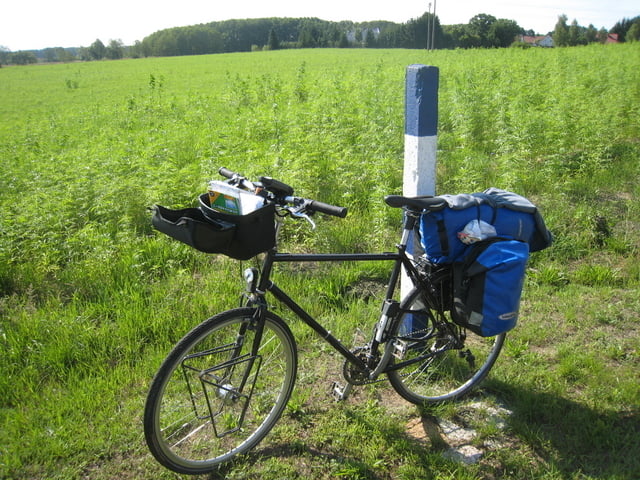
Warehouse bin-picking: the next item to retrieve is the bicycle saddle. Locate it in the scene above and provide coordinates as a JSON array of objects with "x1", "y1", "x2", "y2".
[{"x1": 384, "y1": 195, "x2": 446, "y2": 210}]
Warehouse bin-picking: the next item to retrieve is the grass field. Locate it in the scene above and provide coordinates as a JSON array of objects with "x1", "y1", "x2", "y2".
[{"x1": 1, "y1": 45, "x2": 639, "y2": 479}]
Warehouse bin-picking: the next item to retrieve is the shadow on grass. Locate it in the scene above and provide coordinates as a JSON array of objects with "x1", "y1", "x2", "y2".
[
  {"x1": 196, "y1": 378, "x2": 638, "y2": 479},
  {"x1": 206, "y1": 444, "x2": 386, "y2": 480},
  {"x1": 203, "y1": 403, "x2": 450, "y2": 480},
  {"x1": 487, "y1": 379, "x2": 640, "y2": 479}
]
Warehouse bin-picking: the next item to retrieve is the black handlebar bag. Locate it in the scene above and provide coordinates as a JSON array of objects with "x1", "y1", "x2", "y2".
[
  {"x1": 151, "y1": 195, "x2": 275, "y2": 260},
  {"x1": 198, "y1": 194, "x2": 276, "y2": 260}
]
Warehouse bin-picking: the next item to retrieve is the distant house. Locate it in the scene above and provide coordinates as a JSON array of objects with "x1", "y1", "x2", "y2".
[
  {"x1": 606, "y1": 33, "x2": 620, "y2": 44},
  {"x1": 518, "y1": 35, "x2": 554, "y2": 47}
]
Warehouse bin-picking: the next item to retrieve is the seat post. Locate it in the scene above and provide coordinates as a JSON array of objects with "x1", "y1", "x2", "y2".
[{"x1": 399, "y1": 209, "x2": 420, "y2": 249}]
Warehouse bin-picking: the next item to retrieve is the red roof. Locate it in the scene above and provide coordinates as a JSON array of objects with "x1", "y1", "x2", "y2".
[
  {"x1": 521, "y1": 35, "x2": 547, "y2": 44},
  {"x1": 606, "y1": 33, "x2": 620, "y2": 43}
]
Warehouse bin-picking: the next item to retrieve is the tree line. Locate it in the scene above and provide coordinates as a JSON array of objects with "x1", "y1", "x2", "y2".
[
  {"x1": 552, "y1": 14, "x2": 640, "y2": 46},
  {"x1": 133, "y1": 14, "x2": 527, "y2": 56},
  {"x1": 0, "y1": 39, "x2": 126, "y2": 65},
  {"x1": 2, "y1": 13, "x2": 639, "y2": 65},
  {"x1": 129, "y1": 14, "x2": 640, "y2": 55}
]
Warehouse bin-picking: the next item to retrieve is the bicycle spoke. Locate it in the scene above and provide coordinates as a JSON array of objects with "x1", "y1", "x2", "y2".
[
  {"x1": 388, "y1": 288, "x2": 504, "y2": 403},
  {"x1": 144, "y1": 309, "x2": 297, "y2": 474}
]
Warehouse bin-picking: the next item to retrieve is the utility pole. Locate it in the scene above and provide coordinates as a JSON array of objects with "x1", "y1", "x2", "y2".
[
  {"x1": 431, "y1": 0, "x2": 437, "y2": 50},
  {"x1": 427, "y1": 3, "x2": 432, "y2": 50}
]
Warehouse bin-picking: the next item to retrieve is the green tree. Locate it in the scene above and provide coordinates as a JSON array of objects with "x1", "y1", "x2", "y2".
[
  {"x1": 268, "y1": 28, "x2": 280, "y2": 50},
  {"x1": 441, "y1": 24, "x2": 471, "y2": 48},
  {"x1": 129, "y1": 40, "x2": 144, "y2": 58},
  {"x1": 338, "y1": 32, "x2": 349, "y2": 48},
  {"x1": 553, "y1": 14, "x2": 570, "y2": 46},
  {"x1": 351, "y1": 28, "x2": 361, "y2": 46},
  {"x1": 88, "y1": 39, "x2": 106, "y2": 60},
  {"x1": 585, "y1": 24, "x2": 598, "y2": 44},
  {"x1": 9, "y1": 51, "x2": 37, "y2": 65},
  {"x1": 43, "y1": 48, "x2": 57, "y2": 62},
  {"x1": 627, "y1": 22, "x2": 640, "y2": 42},
  {"x1": 41, "y1": 47, "x2": 76, "y2": 63},
  {"x1": 56, "y1": 47, "x2": 75, "y2": 62},
  {"x1": 609, "y1": 18, "x2": 633, "y2": 42},
  {"x1": 489, "y1": 18, "x2": 522, "y2": 47},
  {"x1": 298, "y1": 27, "x2": 316, "y2": 48},
  {"x1": 363, "y1": 28, "x2": 375, "y2": 48},
  {"x1": 597, "y1": 27, "x2": 609, "y2": 43},
  {"x1": 78, "y1": 47, "x2": 91, "y2": 61},
  {"x1": 610, "y1": 17, "x2": 640, "y2": 42},
  {"x1": 0, "y1": 45, "x2": 10, "y2": 66},
  {"x1": 469, "y1": 13, "x2": 497, "y2": 47},
  {"x1": 327, "y1": 24, "x2": 342, "y2": 47},
  {"x1": 399, "y1": 12, "x2": 442, "y2": 49},
  {"x1": 568, "y1": 19, "x2": 585, "y2": 46},
  {"x1": 106, "y1": 39, "x2": 124, "y2": 59}
]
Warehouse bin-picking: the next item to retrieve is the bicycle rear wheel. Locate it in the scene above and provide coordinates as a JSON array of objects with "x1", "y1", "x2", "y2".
[
  {"x1": 144, "y1": 308, "x2": 297, "y2": 474},
  {"x1": 387, "y1": 287, "x2": 504, "y2": 404}
]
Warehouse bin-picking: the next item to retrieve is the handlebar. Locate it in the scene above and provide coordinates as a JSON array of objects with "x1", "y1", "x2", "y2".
[
  {"x1": 218, "y1": 166, "x2": 236, "y2": 179},
  {"x1": 218, "y1": 166, "x2": 257, "y2": 191},
  {"x1": 307, "y1": 200, "x2": 348, "y2": 218},
  {"x1": 283, "y1": 197, "x2": 348, "y2": 218},
  {"x1": 218, "y1": 167, "x2": 348, "y2": 218}
]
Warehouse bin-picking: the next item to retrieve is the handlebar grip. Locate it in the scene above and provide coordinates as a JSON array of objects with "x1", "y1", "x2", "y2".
[
  {"x1": 218, "y1": 167, "x2": 237, "y2": 179},
  {"x1": 308, "y1": 200, "x2": 348, "y2": 218}
]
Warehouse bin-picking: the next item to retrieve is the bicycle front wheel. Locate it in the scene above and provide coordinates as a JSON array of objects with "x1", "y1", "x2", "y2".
[
  {"x1": 144, "y1": 308, "x2": 297, "y2": 474},
  {"x1": 387, "y1": 288, "x2": 504, "y2": 404}
]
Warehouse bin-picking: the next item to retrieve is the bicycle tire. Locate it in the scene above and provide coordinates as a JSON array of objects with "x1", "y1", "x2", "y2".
[
  {"x1": 144, "y1": 307, "x2": 297, "y2": 474},
  {"x1": 387, "y1": 287, "x2": 504, "y2": 404}
]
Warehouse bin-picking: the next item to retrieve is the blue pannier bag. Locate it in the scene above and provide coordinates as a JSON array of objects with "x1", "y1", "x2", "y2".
[
  {"x1": 451, "y1": 238, "x2": 529, "y2": 337},
  {"x1": 419, "y1": 188, "x2": 552, "y2": 264}
]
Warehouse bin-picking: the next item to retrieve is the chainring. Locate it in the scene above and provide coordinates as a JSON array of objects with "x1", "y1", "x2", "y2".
[{"x1": 343, "y1": 346, "x2": 381, "y2": 386}]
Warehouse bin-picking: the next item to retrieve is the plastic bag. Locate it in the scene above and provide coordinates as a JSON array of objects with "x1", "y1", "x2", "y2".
[{"x1": 457, "y1": 220, "x2": 497, "y2": 245}]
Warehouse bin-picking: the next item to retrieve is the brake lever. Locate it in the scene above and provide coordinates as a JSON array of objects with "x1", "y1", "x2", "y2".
[
  {"x1": 286, "y1": 200, "x2": 316, "y2": 229},
  {"x1": 290, "y1": 209, "x2": 316, "y2": 229}
]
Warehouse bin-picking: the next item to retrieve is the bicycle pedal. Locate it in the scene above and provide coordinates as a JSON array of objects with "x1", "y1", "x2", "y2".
[
  {"x1": 392, "y1": 340, "x2": 408, "y2": 359},
  {"x1": 330, "y1": 381, "x2": 352, "y2": 401}
]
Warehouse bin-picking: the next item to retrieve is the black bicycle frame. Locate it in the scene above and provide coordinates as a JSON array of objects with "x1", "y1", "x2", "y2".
[
  {"x1": 242, "y1": 209, "x2": 433, "y2": 376},
  {"x1": 253, "y1": 242, "x2": 423, "y2": 372}
]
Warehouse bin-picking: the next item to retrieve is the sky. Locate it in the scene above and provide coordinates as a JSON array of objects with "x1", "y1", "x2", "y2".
[{"x1": 2, "y1": 0, "x2": 638, "y2": 51}]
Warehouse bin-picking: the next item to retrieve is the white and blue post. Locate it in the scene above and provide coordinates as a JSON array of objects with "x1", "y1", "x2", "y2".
[
  {"x1": 403, "y1": 64, "x2": 439, "y2": 198},
  {"x1": 402, "y1": 64, "x2": 439, "y2": 303}
]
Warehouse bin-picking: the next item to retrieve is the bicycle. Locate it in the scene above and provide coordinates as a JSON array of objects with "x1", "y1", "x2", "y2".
[{"x1": 144, "y1": 168, "x2": 506, "y2": 474}]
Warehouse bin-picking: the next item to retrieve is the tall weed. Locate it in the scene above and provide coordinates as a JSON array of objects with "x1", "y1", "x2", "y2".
[{"x1": 0, "y1": 45, "x2": 638, "y2": 479}]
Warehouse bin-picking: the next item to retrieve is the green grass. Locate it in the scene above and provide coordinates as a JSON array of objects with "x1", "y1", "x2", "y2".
[{"x1": 1, "y1": 44, "x2": 639, "y2": 479}]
